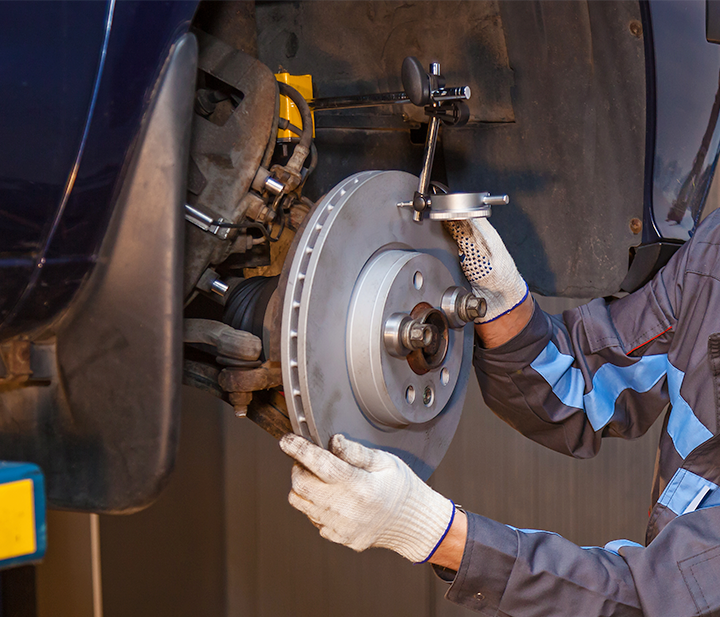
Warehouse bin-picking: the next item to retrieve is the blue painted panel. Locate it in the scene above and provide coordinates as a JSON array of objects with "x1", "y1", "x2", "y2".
[{"x1": 44, "y1": 1, "x2": 198, "y2": 262}]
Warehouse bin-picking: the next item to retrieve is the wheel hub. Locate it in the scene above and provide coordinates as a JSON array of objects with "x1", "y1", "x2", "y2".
[{"x1": 347, "y1": 250, "x2": 462, "y2": 428}]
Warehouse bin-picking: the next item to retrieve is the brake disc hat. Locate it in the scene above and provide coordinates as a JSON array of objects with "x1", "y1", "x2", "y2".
[{"x1": 280, "y1": 171, "x2": 473, "y2": 479}]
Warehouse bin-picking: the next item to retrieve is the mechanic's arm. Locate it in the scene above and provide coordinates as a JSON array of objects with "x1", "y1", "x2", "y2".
[
  {"x1": 474, "y1": 294, "x2": 533, "y2": 348},
  {"x1": 279, "y1": 433, "x2": 644, "y2": 615},
  {"x1": 447, "y1": 218, "x2": 683, "y2": 459},
  {"x1": 427, "y1": 507, "x2": 466, "y2": 570},
  {"x1": 282, "y1": 430, "x2": 720, "y2": 616},
  {"x1": 444, "y1": 218, "x2": 534, "y2": 350},
  {"x1": 280, "y1": 221, "x2": 699, "y2": 616}
]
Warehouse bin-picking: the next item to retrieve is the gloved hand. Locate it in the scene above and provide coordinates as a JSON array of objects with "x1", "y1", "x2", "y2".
[
  {"x1": 444, "y1": 219, "x2": 528, "y2": 322},
  {"x1": 279, "y1": 433, "x2": 455, "y2": 563}
]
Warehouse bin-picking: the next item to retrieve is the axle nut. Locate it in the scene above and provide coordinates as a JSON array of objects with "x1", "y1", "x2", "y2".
[{"x1": 406, "y1": 322, "x2": 438, "y2": 350}]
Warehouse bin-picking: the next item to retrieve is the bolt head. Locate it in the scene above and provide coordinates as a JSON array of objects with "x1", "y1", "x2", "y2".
[
  {"x1": 459, "y1": 294, "x2": 487, "y2": 322},
  {"x1": 468, "y1": 296, "x2": 487, "y2": 320},
  {"x1": 408, "y1": 323, "x2": 432, "y2": 347},
  {"x1": 408, "y1": 323, "x2": 425, "y2": 342},
  {"x1": 465, "y1": 296, "x2": 481, "y2": 319},
  {"x1": 629, "y1": 20, "x2": 643, "y2": 38},
  {"x1": 406, "y1": 322, "x2": 439, "y2": 350},
  {"x1": 421, "y1": 325, "x2": 436, "y2": 346}
]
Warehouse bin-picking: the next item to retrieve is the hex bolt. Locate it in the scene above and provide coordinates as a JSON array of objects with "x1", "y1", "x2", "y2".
[
  {"x1": 442, "y1": 287, "x2": 488, "y2": 328},
  {"x1": 406, "y1": 322, "x2": 437, "y2": 349},
  {"x1": 457, "y1": 293, "x2": 487, "y2": 323},
  {"x1": 408, "y1": 323, "x2": 425, "y2": 346},
  {"x1": 462, "y1": 295, "x2": 487, "y2": 321}
]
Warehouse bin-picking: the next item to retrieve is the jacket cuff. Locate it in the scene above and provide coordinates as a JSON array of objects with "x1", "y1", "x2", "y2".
[
  {"x1": 442, "y1": 512, "x2": 519, "y2": 615},
  {"x1": 474, "y1": 300, "x2": 552, "y2": 375}
]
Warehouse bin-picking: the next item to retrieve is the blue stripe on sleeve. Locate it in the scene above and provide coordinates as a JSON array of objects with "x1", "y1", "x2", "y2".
[
  {"x1": 530, "y1": 341, "x2": 712, "y2": 458},
  {"x1": 507, "y1": 527, "x2": 643, "y2": 557},
  {"x1": 666, "y1": 363, "x2": 714, "y2": 458},
  {"x1": 582, "y1": 355, "x2": 667, "y2": 431},
  {"x1": 530, "y1": 342, "x2": 666, "y2": 431},
  {"x1": 530, "y1": 342, "x2": 584, "y2": 408},
  {"x1": 505, "y1": 527, "x2": 640, "y2": 556}
]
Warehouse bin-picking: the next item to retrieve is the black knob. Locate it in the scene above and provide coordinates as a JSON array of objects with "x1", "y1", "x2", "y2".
[{"x1": 402, "y1": 56, "x2": 431, "y2": 107}]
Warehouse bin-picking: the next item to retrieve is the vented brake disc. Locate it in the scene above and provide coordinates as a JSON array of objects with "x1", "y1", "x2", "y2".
[{"x1": 280, "y1": 171, "x2": 473, "y2": 479}]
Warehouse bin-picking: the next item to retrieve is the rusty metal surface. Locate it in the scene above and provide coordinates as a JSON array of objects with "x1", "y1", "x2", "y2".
[
  {"x1": 219, "y1": 361, "x2": 282, "y2": 392},
  {"x1": 184, "y1": 29, "x2": 279, "y2": 297},
  {"x1": 184, "y1": 318, "x2": 262, "y2": 361},
  {"x1": 182, "y1": 360, "x2": 226, "y2": 400},
  {"x1": 263, "y1": 210, "x2": 313, "y2": 364},
  {"x1": 406, "y1": 302, "x2": 450, "y2": 376},
  {"x1": 245, "y1": 389, "x2": 293, "y2": 439},
  {"x1": 229, "y1": 391, "x2": 253, "y2": 416},
  {"x1": 0, "y1": 340, "x2": 32, "y2": 384}
]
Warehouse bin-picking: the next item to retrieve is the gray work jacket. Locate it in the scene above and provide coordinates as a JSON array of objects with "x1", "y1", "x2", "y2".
[{"x1": 443, "y1": 208, "x2": 720, "y2": 616}]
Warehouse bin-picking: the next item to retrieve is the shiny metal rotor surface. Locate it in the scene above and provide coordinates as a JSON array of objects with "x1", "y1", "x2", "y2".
[{"x1": 280, "y1": 170, "x2": 473, "y2": 479}]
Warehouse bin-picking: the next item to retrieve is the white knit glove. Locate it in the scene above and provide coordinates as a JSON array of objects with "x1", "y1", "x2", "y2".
[
  {"x1": 279, "y1": 433, "x2": 455, "y2": 563},
  {"x1": 444, "y1": 219, "x2": 528, "y2": 322}
]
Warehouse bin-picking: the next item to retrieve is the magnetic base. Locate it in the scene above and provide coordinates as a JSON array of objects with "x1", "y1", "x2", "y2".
[{"x1": 426, "y1": 192, "x2": 495, "y2": 221}]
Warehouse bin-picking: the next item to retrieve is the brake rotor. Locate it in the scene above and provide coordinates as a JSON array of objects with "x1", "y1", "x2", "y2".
[{"x1": 280, "y1": 170, "x2": 473, "y2": 479}]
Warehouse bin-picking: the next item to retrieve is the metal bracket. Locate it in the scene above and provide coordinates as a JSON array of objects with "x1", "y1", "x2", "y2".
[
  {"x1": 391, "y1": 58, "x2": 509, "y2": 222},
  {"x1": 184, "y1": 203, "x2": 232, "y2": 240}
]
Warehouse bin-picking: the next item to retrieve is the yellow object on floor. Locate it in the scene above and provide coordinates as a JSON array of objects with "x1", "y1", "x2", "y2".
[{"x1": 0, "y1": 478, "x2": 36, "y2": 561}]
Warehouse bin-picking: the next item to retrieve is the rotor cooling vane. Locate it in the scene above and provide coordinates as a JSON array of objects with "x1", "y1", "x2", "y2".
[{"x1": 280, "y1": 171, "x2": 480, "y2": 479}]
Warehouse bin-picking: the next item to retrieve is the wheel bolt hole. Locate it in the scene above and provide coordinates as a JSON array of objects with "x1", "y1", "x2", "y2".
[
  {"x1": 423, "y1": 386, "x2": 434, "y2": 407},
  {"x1": 440, "y1": 368, "x2": 450, "y2": 386},
  {"x1": 413, "y1": 271, "x2": 424, "y2": 290},
  {"x1": 405, "y1": 386, "x2": 416, "y2": 404}
]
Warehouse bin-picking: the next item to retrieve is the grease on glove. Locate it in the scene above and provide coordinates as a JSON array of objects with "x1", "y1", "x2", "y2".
[
  {"x1": 444, "y1": 218, "x2": 528, "y2": 322},
  {"x1": 279, "y1": 433, "x2": 454, "y2": 563}
]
